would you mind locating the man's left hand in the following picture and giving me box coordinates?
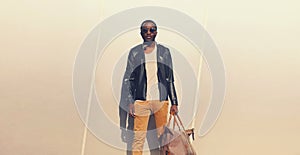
[170,105,178,115]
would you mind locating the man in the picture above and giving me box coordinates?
[119,20,178,155]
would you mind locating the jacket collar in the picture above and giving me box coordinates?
[138,43,164,64]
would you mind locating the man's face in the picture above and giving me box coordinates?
[140,22,157,42]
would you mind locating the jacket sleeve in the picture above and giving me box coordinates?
[119,50,136,129]
[165,48,178,106]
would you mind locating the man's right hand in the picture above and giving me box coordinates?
[128,103,135,117]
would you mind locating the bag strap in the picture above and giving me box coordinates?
[175,113,186,131]
[167,113,186,131]
[167,113,195,141]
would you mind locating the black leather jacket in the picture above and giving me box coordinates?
[119,44,178,130]
[119,44,178,129]
[123,43,178,105]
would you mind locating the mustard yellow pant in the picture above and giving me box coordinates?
[132,100,169,155]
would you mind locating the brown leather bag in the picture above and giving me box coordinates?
[159,114,197,155]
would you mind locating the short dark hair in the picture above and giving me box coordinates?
[140,20,157,30]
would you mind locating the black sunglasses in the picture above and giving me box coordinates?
[141,27,157,33]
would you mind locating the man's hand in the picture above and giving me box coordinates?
[170,105,178,115]
[128,103,135,117]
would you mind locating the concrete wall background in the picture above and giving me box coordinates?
[1,0,299,154]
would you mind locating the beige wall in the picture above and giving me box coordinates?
[1,0,300,155]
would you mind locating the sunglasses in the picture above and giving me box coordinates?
[141,27,157,33]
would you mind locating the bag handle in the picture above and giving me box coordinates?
[166,112,195,140]
[167,112,186,131]
[175,113,186,131]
